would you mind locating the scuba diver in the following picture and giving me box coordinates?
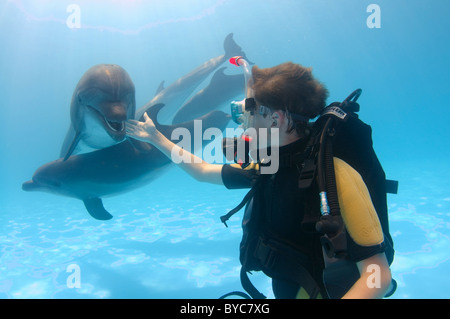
[126,58,395,299]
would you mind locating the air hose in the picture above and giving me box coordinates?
[316,89,362,234]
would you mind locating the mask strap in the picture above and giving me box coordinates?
[289,111,310,123]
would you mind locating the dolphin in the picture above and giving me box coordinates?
[22,104,230,220]
[23,33,250,220]
[60,64,136,160]
[135,33,248,124]
[172,67,245,124]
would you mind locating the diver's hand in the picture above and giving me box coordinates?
[126,112,158,143]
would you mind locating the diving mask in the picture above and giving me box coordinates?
[231,97,275,129]
[230,97,256,125]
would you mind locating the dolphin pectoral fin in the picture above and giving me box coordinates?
[83,198,113,220]
[60,125,76,159]
[63,131,82,161]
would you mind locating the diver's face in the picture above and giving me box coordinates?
[251,105,272,130]
[245,103,280,148]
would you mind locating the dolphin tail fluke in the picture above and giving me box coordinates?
[83,198,113,220]
[63,131,82,161]
[223,33,254,64]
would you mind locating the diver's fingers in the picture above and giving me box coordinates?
[143,112,155,125]
[126,119,141,126]
[125,121,137,130]
[143,112,156,127]
[125,122,140,135]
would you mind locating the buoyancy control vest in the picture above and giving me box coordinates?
[219,89,397,299]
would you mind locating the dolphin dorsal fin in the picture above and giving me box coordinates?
[155,80,165,96]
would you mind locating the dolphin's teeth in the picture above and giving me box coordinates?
[107,120,124,132]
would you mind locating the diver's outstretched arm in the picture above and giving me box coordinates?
[126,113,224,185]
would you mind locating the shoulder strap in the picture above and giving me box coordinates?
[220,174,266,227]
[220,183,258,227]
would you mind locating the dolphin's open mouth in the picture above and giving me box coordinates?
[106,120,124,132]
[87,105,125,135]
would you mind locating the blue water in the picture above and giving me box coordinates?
[1,0,449,299]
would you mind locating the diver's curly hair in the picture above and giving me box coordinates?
[251,62,328,134]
